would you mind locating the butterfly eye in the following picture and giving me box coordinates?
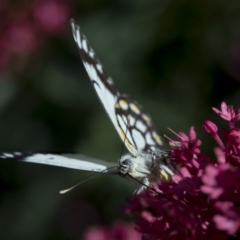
[119,158,134,175]
[121,159,131,167]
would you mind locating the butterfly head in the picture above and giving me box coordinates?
[118,152,152,179]
[118,154,134,175]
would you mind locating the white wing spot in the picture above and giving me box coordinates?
[107,77,113,84]
[129,116,135,126]
[82,39,88,52]
[136,120,147,133]
[96,63,103,73]
[4,153,14,158]
[146,132,155,145]
[14,152,22,155]
[89,50,94,58]
[132,129,145,149]
[76,30,82,48]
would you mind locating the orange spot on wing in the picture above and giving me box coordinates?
[119,100,128,109]
[153,132,162,144]
[130,103,140,114]
[160,170,169,180]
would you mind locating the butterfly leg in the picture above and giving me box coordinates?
[134,177,149,194]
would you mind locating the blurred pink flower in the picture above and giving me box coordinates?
[32,0,71,34]
[0,33,10,70]
[201,163,239,200]
[83,221,141,240]
[7,20,38,54]
[213,201,240,234]
[0,0,73,74]
[212,102,240,126]
[124,102,240,239]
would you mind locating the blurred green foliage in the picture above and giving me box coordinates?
[1,0,240,239]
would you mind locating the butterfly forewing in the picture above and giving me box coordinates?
[71,19,163,156]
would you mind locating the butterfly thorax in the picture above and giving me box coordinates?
[118,150,173,183]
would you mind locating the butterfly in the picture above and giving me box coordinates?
[0,19,174,191]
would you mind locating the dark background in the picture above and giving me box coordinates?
[1,0,240,239]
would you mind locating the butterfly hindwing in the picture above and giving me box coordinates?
[71,19,163,155]
[115,95,163,153]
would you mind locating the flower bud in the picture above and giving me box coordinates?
[203,120,218,135]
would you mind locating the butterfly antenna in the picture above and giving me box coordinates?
[59,166,118,194]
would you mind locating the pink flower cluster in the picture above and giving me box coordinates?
[0,0,72,74]
[124,102,240,239]
[83,221,141,240]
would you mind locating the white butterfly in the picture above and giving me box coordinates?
[0,19,174,191]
